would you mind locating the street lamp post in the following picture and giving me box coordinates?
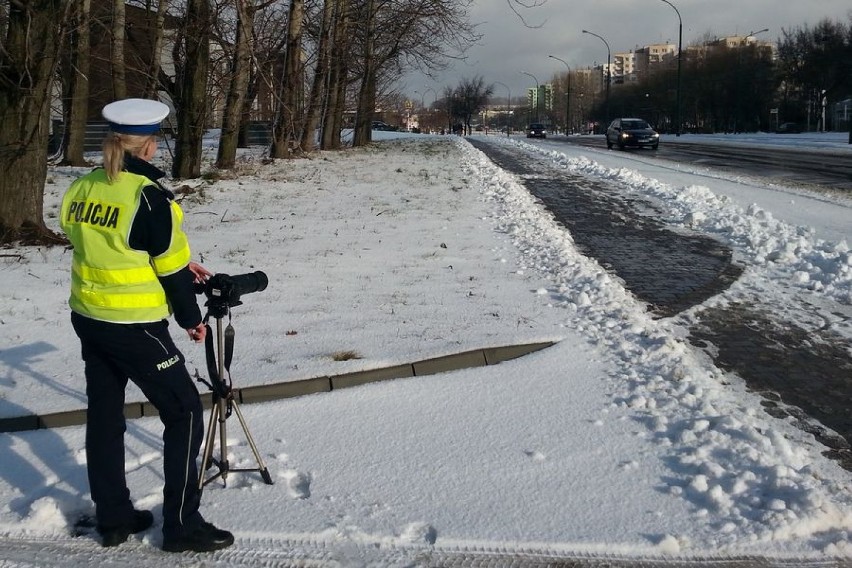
[414,90,426,109]
[548,55,572,135]
[521,71,540,122]
[425,87,437,133]
[734,28,769,133]
[494,81,512,136]
[746,29,769,41]
[658,0,682,136]
[413,90,423,133]
[582,29,611,131]
[423,87,437,109]
[419,87,437,133]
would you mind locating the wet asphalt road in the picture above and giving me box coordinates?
[468,138,852,471]
[561,135,852,192]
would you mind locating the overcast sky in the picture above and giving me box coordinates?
[398,0,852,104]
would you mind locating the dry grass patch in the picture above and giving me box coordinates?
[331,350,363,362]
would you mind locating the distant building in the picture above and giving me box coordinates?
[634,43,677,82]
[712,35,774,51]
[610,51,637,85]
[527,84,554,112]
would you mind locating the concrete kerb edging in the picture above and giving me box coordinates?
[0,341,555,434]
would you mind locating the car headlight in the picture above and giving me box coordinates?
[620,133,629,139]
[652,133,660,138]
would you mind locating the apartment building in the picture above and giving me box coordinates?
[634,43,677,82]
[527,84,555,112]
[714,35,774,50]
[609,51,637,85]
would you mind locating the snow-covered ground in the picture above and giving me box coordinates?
[0,130,851,565]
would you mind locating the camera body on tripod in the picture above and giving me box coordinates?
[196,271,268,315]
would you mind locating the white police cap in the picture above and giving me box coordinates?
[102,98,170,135]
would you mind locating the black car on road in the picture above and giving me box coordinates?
[606,118,659,150]
[526,123,547,139]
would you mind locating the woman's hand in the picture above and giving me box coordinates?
[188,261,212,284]
[187,322,207,343]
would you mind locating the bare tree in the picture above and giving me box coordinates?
[321,0,351,150]
[351,0,479,147]
[270,0,305,158]
[60,0,91,166]
[454,75,493,134]
[0,0,72,244]
[172,0,211,178]
[351,0,376,146]
[231,1,289,146]
[216,0,265,169]
[300,0,336,152]
[506,0,547,28]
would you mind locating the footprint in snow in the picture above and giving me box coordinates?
[281,469,311,499]
[400,522,437,544]
[524,450,546,462]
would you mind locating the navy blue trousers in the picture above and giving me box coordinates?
[71,312,204,538]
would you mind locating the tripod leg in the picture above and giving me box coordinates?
[199,397,220,489]
[230,400,274,485]
[199,314,273,487]
[216,397,230,486]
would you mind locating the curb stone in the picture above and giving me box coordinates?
[0,341,555,433]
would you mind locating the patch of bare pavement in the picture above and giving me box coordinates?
[467,138,852,474]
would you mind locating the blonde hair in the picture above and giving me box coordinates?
[102,132,156,182]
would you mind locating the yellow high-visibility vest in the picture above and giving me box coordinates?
[60,168,191,323]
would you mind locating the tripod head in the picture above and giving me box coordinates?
[196,271,268,318]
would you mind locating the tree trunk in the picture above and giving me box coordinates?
[0,0,71,244]
[352,0,376,148]
[111,0,126,100]
[60,0,91,166]
[300,0,335,152]
[321,0,349,150]
[270,0,305,159]
[216,0,255,169]
[172,0,210,179]
[142,0,168,99]
[237,71,258,148]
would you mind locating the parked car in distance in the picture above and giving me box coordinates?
[775,122,802,134]
[606,118,659,150]
[526,123,547,138]
[371,121,395,131]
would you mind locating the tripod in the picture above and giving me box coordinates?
[198,303,273,488]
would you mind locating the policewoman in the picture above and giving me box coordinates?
[60,98,233,552]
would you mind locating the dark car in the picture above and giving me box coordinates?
[606,118,659,150]
[526,123,547,138]
[371,121,395,131]
[775,122,802,134]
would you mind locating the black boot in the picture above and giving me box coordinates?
[97,509,154,547]
[162,521,234,553]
